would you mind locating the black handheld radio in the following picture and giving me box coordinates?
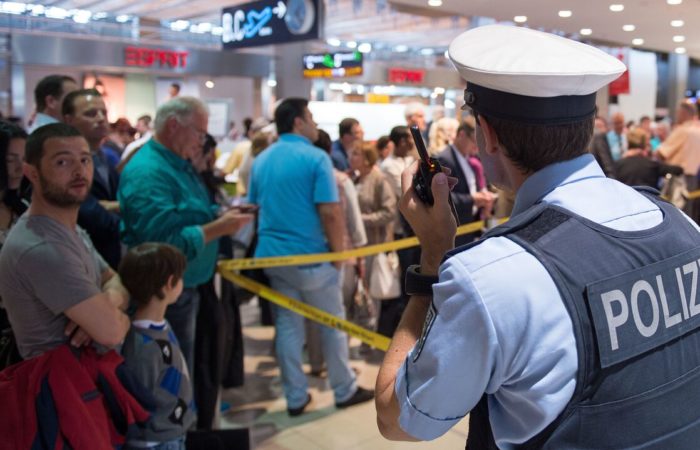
[410,126,460,224]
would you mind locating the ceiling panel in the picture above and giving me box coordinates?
[389,0,700,58]
[45,0,700,58]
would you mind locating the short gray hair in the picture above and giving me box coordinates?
[154,96,208,134]
[404,102,425,118]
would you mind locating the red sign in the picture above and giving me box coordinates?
[388,68,425,84]
[608,52,629,96]
[125,46,189,69]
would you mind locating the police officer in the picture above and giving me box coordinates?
[375,25,700,449]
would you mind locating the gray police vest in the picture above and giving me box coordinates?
[462,190,700,450]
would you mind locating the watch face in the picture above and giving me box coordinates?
[285,0,315,35]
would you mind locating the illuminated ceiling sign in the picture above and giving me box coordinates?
[125,46,188,68]
[303,51,363,78]
[388,68,425,84]
[222,0,321,50]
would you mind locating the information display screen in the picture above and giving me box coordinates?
[302,51,363,78]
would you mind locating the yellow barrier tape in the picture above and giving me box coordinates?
[219,269,392,351]
[221,188,700,349]
[687,190,700,201]
[220,218,508,271]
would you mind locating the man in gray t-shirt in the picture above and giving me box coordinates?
[0,123,130,359]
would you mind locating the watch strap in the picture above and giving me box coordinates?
[405,264,439,297]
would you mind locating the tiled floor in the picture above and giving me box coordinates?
[220,299,469,449]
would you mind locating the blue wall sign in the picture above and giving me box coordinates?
[222,0,322,49]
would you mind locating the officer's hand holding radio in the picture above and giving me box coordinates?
[399,126,459,276]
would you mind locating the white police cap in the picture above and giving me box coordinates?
[448,25,627,124]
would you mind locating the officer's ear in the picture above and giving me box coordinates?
[478,116,500,156]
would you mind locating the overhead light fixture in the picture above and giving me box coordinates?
[1,2,26,14]
[673,35,686,42]
[205,80,215,89]
[667,0,682,4]
[197,22,212,32]
[395,45,408,52]
[346,41,357,48]
[421,48,435,55]
[580,28,592,36]
[428,0,442,6]
[358,43,372,53]
[327,38,341,47]
[632,38,644,45]
[72,9,91,24]
[434,87,446,95]
[675,47,686,54]
[45,7,69,19]
[28,4,45,15]
[671,20,684,27]
[558,10,572,18]
[514,15,527,23]
[115,14,130,23]
[609,4,624,11]
[170,20,190,31]
[622,24,636,31]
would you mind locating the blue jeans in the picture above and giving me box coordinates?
[265,263,357,409]
[125,436,186,450]
[165,287,200,375]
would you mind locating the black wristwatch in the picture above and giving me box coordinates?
[405,264,439,297]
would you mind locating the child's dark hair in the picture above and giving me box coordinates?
[118,243,187,306]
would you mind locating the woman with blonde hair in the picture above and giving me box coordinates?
[238,129,275,196]
[428,117,459,155]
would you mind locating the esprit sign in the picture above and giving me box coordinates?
[125,46,189,69]
[388,68,425,84]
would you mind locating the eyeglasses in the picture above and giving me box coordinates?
[193,126,207,143]
[181,121,207,143]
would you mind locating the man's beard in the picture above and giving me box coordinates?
[38,172,90,207]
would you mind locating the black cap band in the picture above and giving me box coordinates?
[463,83,597,125]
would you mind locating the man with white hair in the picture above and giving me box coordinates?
[404,102,428,143]
[118,96,252,372]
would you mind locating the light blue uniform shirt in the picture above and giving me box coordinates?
[248,133,338,258]
[394,154,699,447]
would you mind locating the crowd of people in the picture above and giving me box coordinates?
[2,30,700,447]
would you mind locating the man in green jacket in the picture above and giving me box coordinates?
[118,96,250,373]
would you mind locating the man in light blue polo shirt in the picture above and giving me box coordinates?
[249,98,373,416]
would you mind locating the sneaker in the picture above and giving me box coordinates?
[335,387,374,409]
[287,393,312,417]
